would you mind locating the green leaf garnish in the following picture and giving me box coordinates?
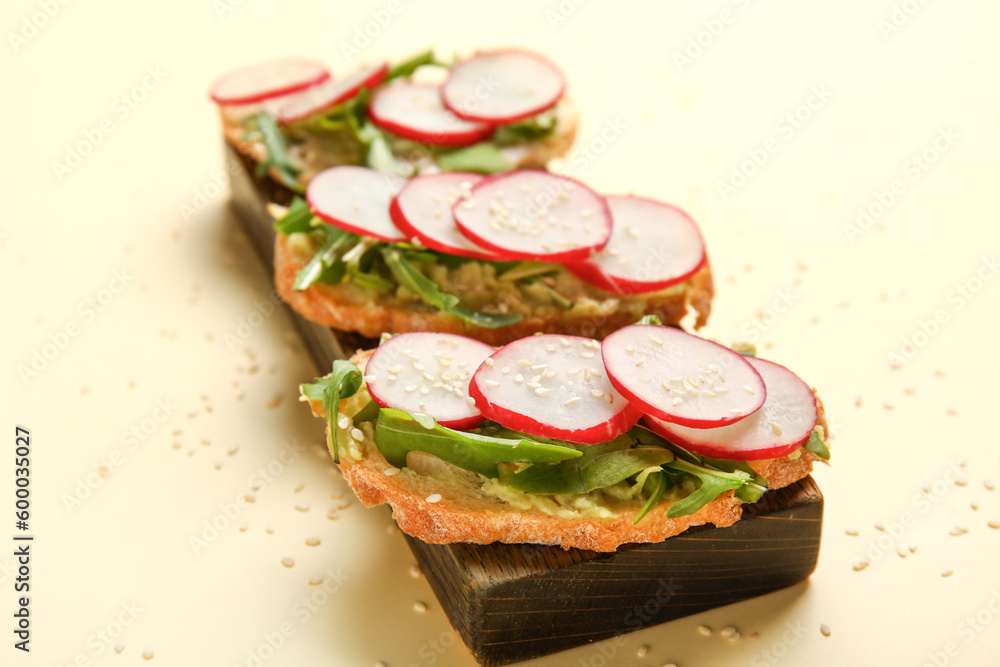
[662,459,748,518]
[381,248,522,328]
[250,112,304,192]
[301,361,364,464]
[803,426,830,460]
[273,197,315,235]
[386,50,440,81]
[374,409,582,478]
[437,143,513,174]
[293,228,359,290]
[638,314,663,326]
[633,471,668,524]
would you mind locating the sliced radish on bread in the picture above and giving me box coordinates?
[368,82,495,146]
[390,172,503,259]
[567,196,707,294]
[645,357,818,460]
[210,58,330,105]
[602,325,765,428]
[452,170,612,262]
[470,335,641,444]
[441,50,565,123]
[306,166,406,242]
[277,63,388,124]
[365,332,496,429]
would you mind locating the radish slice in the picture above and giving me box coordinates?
[390,172,504,259]
[441,50,565,123]
[645,357,818,461]
[368,83,495,146]
[566,196,707,294]
[470,335,641,444]
[210,58,330,105]
[365,332,496,429]
[452,170,612,262]
[306,166,406,242]
[602,325,765,428]
[277,63,388,124]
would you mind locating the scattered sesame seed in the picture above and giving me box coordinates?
[405,385,418,393]
[635,357,646,366]
[697,625,712,636]
[351,428,365,442]
[414,601,428,613]
[896,547,907,558]
[909,543,917,553]
[338,417,350,430]
[426,494,442,503]
[281,558,295,568]
[820,624,832,637]
[534,387,551,396]
[465,396,476,406]
[514,374,524,383]
[114,643,125,654]
[673,397,683,406]
[295,503,310,512]
[729,409,743,415]
[985,480,996,491]
[580,352,595,359]
[625,344,635,354]
[485,380,501,387]
[143,649,154,660]
[639,376,651,382]
[384,467,400,476]
[636,645,649,658]
[518,359,532,367]
[971,501,980,511]
[306,537,321,547]
[649,334,664,346]
[949,526,969,536]
[544,370,558,378]
[563,397,582,406]
[748,633,759,643]
[728,632,741,643]
[567,367,581,374]
[853,557,870,572]
[955,477,969,487]
[590,389,604,398]
[845,528,859,536]
[527,382,542,389]
[941,569,954,578]
[988,520,1000,529]
[874,523,885,532]
[771,422,783,436]
[484,357,495,367]
[743,385,755,395]
[409,564,421,577]
[363,375,376,383]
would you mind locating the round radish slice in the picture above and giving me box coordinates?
[441,50,565,123]
[277,63,388,124]
[566,196,707,294]
[602,325,765,428]
[306,166,406,242]
[470,335,642,444]
[364,332,496,429]
[210,58,330,105]
[645,357,818,461]
[368,83,495,147]
[452,171,612,262]
[390,172,503,259]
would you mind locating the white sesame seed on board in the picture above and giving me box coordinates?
[142,649,154,660]
[625,344,635,354]
[941,569,954,577]
[426,494,443,503]
[853,557,870,571]
[988,520,1000,529]
[720,626,736,637]
[518,359,532,367]
[636,645,649,657]
[985,479,996,491]
[414,601,428,613]
[820,624,832,637]
[295,503,310,512]
[409,564,421,577]
[697,625,712,636]
[114,643,125,654]
[306,537,321,547]
[845,528,859,536]
[281,557,295,568]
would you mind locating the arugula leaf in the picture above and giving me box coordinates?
[731,342,757,356]
[663,459,748,518]
[251,112,304,192]
[294,228,359,290]
[352,400,380,424]
[374,409,581,478]
[491,112,557,146]
[437,143,513,174]
[386,50,440,81]
[498,261,561,282]
[301,361,364,464]
[633,471,668,524]
[273,197,315,235]
[520,278,572,309]
[638,314,663,326]
[381,248,522,328]
[803,426,830,460]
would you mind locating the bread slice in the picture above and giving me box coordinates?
[307,350,827,552]
[221,99,580,191]
[275,234,714,346]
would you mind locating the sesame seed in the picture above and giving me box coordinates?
[636,645,649,658]
[527,382,542,389]
[352,202,362,211]
[626,225,639,239]
[820,624,832,637]
[413,362,425,371]
[502,366,511,374]
[772,422,783,436]
[853,557,870,571]
[420,386,429,395]
[985,480,996,491]
[697,625,712,636]
[568,367,581,374]
[563,397,582,406]
[465,396,476,406]
[743,385,755,394]
[350,428,364,442]
[337,417,350,430]
[384,467,400,476]
[896,547,907,558]
[590,389,604,398]
[363,375,376,383]
[639,376,651,382]
[635,357,645,366]
[530,364,548,371]
[673,397,683,406]
[729,409,743,415]
[661,380,672,391]
[426,494,442,503]
[485,380,501,387]
[988,520,1000,529]
[143,649,155,660]
[545,345,556,352]
[580,352,595,359]
[409,564,421,577]
[281,557,295,568]
[716,386,729,393]
[560,338,571,347]
[909,542,918,552]
[306,536,321,547]
[648,334,664,346]
[405,385,418,393]
[845,528,859,536]
[949,526,969,536]
[625,344,635,354]
[703,390,716,398]
[414,601,428,613]
[514,374,524,383]
[728,632,741,643]
[941,569,954,577]
[543,370,558,379]
[535,388,551,396]
[720,626,737,638]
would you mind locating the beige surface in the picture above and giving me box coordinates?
[3,1,1000,665]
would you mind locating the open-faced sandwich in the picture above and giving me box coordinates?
[273,168,713,344]
[301,318,829,552]
[210,49,579,195]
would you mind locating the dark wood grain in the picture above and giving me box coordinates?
[227,140,826,666]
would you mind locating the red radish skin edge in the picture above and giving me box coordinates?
[644,414,811,462]
[602,332,767,429]
[441,49,567,124]
[453,171,613,263]
[564,196,708,294]
[468,374,643,445]
[277,63,388,124]
[209,60,330,106]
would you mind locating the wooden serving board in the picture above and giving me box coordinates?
[225,141,825,666]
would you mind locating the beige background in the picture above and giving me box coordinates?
[3,0,1000,665]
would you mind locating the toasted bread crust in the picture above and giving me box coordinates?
[275,234,714,345]
[309,350,823,552]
